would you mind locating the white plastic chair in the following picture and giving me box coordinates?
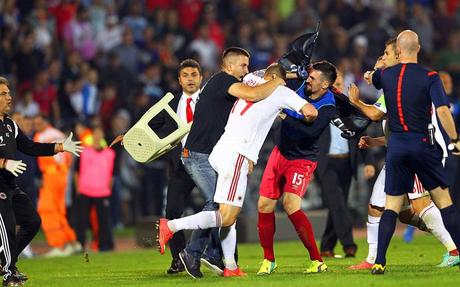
[123,92,191,163]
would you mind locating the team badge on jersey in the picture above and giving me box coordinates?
[6,124,12,133]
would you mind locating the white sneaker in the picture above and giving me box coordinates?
[19,244,34,259]
[43,246,72,258]
[72,242,83,254]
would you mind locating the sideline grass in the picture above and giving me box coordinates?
[20,235,458,287]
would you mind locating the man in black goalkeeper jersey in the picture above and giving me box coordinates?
[0,76,82,286]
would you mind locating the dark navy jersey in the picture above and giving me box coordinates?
[0,116,55,190]
[278,89,336,161]
[372,63,449,134]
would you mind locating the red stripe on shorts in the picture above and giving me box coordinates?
[413,175,424,194]
[227,155,244,202]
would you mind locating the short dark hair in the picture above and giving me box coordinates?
[222,47,250,59]
[264,63,286,80]
[178,59,202,75]
[312,60,337,86]
[0,77,9,86]
[385,37,397,48]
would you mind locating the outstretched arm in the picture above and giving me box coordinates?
[17,128,83,157]
[348,83,385,121]
[16,127,56,156]
[228,77,285,102]
[358,136,386,149]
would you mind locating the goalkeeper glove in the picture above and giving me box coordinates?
[62,132,84,157]
[5,159,27,177]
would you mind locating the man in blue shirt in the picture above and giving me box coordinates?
[367,30,460,274]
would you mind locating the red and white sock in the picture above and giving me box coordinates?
[221,223,238,270]
[420,202,457,252]
[366,215,380,264]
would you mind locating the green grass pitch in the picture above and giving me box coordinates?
[20,235,459,287]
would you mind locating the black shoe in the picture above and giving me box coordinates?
[166,258,185,274]
[200,255,224,276]
[3,275,23,286]
[12,268,27,282]
[344,245,357,258]
[371,264,385,275]
[320,250,335,258]
[179,250,203,279]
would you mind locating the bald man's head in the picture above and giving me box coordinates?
[397,30,420,56]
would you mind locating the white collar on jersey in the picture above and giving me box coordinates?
[181,90,200,104]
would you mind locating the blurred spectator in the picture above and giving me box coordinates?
[75,124,115,251]
[409,3,434,55]
[189,23,219,71]
[139,63,164,100]
[200,4,225,50]
[388,0,410,33]
[229,22,252,52]
[13,32,44,88]
[280,0,317,34]
[69,68,99,122]
[99,52,135,107]
[34,113,81,257]
[112,28,140,74]
[432,0,455,50]
[32,69,60,122]
[88,0,107,35]
[96,15,122,52]
[163,9,191,59]
[325,27,351,64]
[15,89,39,118]
[31,7,54,51]
[107,109,131,228]
[1,0,20,33]
[251,19,273,69]
[99,83,119,130]
[122,2,148,42]
[137,26,161,69]
[48,0,78,41]
[63,5,97,60]
[176,0,203,33]
[434,32,460,79]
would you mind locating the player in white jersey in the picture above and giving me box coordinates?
[210,68,314,204]
[157,64,318,275]
[348,38,459,269]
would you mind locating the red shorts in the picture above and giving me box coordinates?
[259,146,317,199]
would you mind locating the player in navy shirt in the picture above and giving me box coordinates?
[256,61,337,275]
[366,30,460,275]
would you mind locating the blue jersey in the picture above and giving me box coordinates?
[372,63,449,133]
[278,88,336,161]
